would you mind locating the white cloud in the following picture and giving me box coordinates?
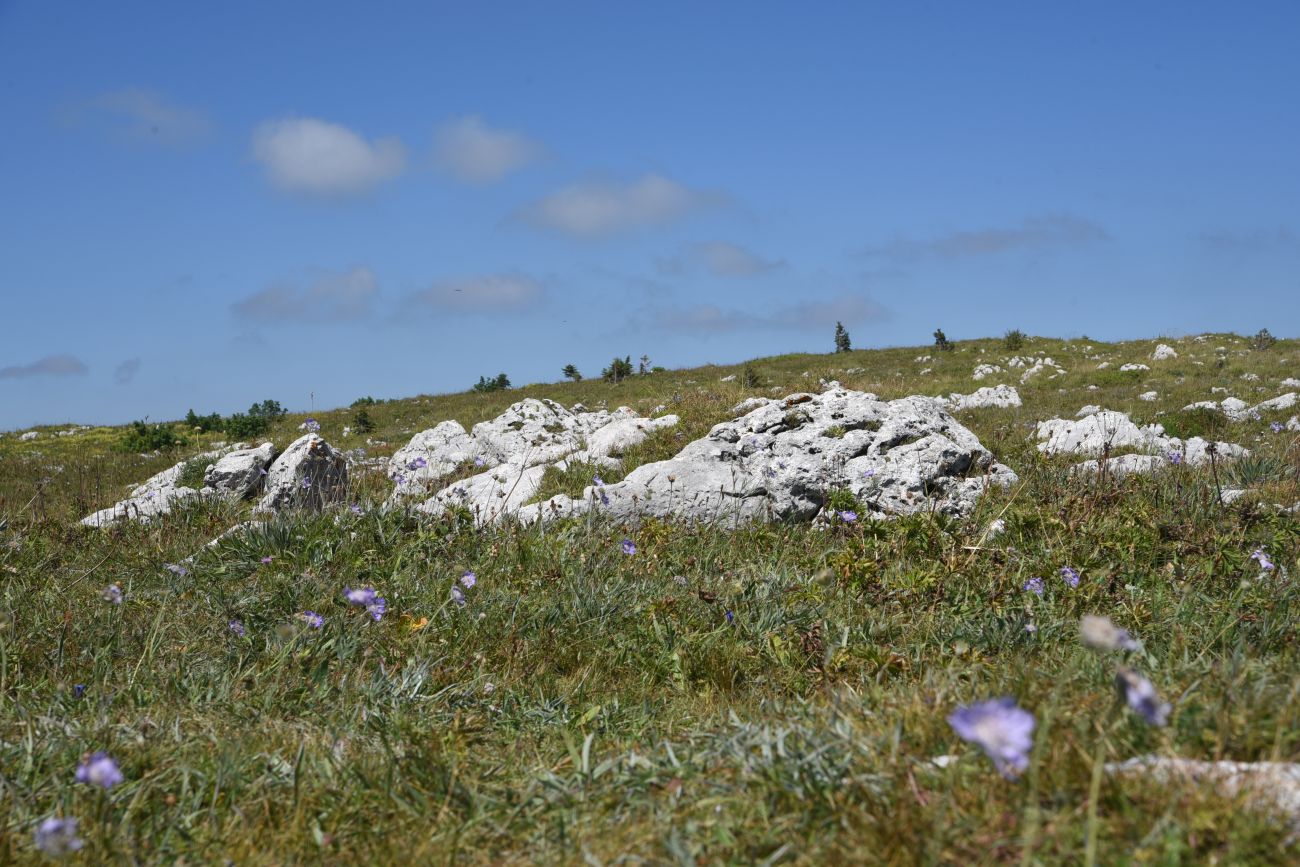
[251,118,406,198]
[0,354,89,379]
[232,266,379,322]
[867,214,1108,259]
[517,174,726,238]
[113,358,141,385]
[433,116,542,183]
[660,241,787,277]
[409,273,544,314]
[87,89,212,145]
[640,293,888,335]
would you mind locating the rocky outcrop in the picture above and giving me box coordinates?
[1182,393,1296,422]
[81,446,234,528]
[515,388,1018,528]
[1150,344,1178,360]
[942,385,1022,411]
[201,442,276,500]
[1035,410,1248,476]
[256,434,348,513]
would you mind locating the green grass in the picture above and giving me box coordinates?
[1,332,1299,862]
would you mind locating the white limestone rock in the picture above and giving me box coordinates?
[202,442,276,500]
[972,364,1003,381]
[417,463,549,524]
[1151,344,1178,360]
[519,389,1018,528]
[581,415,680,460]
[1036,411,1167,457]
[1077,405,1102,416]
[1119,363,1150,372]
[18,431,39,441]
[943,384,1022,411]
[1139,391,1159,402]
[256,434,348,513]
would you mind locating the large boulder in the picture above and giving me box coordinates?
[417,463,550,524]
[202,442,276,500]
[519,388,1018,527]
[256,434,348,512]
[80,445,235,528]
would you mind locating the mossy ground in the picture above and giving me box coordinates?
[1,333,1298,863]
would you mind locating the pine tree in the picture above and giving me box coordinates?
[833,321,852,353]
[562,364,582,382]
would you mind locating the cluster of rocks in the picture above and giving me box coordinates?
[1183,392,1297,422]
[80,434,347,527]
[510,387,1018,528]
[973,357,1066,384]
[1035,410,1248,477]
[938,384,1022,411]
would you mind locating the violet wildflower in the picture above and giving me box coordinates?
[409,456,427,470]
[301,477,312,490]
[228,619,245,637]
[1080,615,1142,652]
[344,586,378,607]
[473,455,486,467]
[862,467,877,478]
[164,563,188,577]
[73,684,86,699]
[621,538,637,555]
[300,611,324,629]
[1251,548,1275,571]
[1167,450,1183,466]
[1116,667,1170,726]
[1060,566,1080,588]
[75,752,123,789]
[593,475,605,486]
[102,584,123,605]
[460,571,477,589]
[1023,576,1045,596]
[366,597,387,622]
[725,610,735,623]
[839,510,858,523]
[1272,421,1284,433]
[450,585,467,608]
[260,556,273,565]
[34,817,83,856]
[303,418,320,433]
[350,503,363,516]
[947,697,1035,779]
[1024,623,1038,634]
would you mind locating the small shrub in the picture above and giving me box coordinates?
[742,364,764,388]
[933,328,954,351]
[1252,328,1277,351]
[184,409,223,433]
[351,396,378,408]
[176,456,210,489]
[353,409,375,434]
[120,421,185,453]
[1158,407,1231,441]
[1002,329,1027,351]
[602,356,633,383]
[562,364,583,382]
[472,373,511,393]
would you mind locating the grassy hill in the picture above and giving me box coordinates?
[1,332,1298,863]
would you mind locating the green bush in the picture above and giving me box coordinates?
[120,421,185,453]
[351,396,378,408]
[602,356,633,383]
[1002,329,1027,351]
[1157,407,1231,441]
[353,408,376,434]
[472,373,511,393]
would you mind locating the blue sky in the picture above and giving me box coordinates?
[2,1,1298,429]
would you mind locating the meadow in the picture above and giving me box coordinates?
[1,332,1297,864]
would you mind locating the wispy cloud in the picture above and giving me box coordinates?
[639,293,889,335]
[113,358,141,385]
[407,273,543,314]
[251,118,405,198]
[516,174,727,238]
[232,266,379,322]
[1198,227,1299,251]
[866,214,1108,259]
[0,354,89,379]
[658,241,787,277]
[433,116,542,183]
[69,89,212,146]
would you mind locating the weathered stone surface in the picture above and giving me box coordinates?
[1139,391,1159,402]
[1120,362,1150,372]
[1077,404,1102,416]
[972,364,1003,381]
[81,445,235,528]
[1289,416,1300,432]
[256,434,348,513]
[943,385,1022,411]
[1070,454,1165,478]
[1037,411,1248,476]
[1182,393,1295,421]
[387,420,486,495]
[1151,343,1178,360]
[581,415,680,459]
[416,463,549,523]
[18,431,39,441]
[1106,756,1300,837]
[518,388,1017,527]
[202,442,276,500]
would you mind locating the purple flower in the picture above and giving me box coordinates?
[344,586,378,606]
[1023,576,1045,596]
[473,455,486,467]
[725,610,735,624]
[409,456,427,470]
[366,597,386,622]
[593,475,605,486]
[838,510,858,523]
[460,571,477,589]
[75,752,123,789]
[621,539,637,556]
[862,467,876,478]
[101,584,123,605]
[350,503,363,516]
[260,556,273,565]
[1080,615,1142,652]
[450,585,467,608]
[302,418,320,433]
[1060,566,1080,588]
[1272,421,1284,433]
[1116,667,1170,726]
[228,619,245,637]
[73,684,86,699]
[1024,623,1038,634]
[300,611,324,629]
[1251,548,1275,571]
[1167,450,1183,466]
[947,697,1035,778]
[164,563,188,577]
[34,817,83,856]
[301,477,312,490]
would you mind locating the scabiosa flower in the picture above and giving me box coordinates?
[75,752,123,789]
[164,563,188,577]
[366,597,386,622]
[621,539,637,556]
[1060,566,1080,588]
[303,418,320,433]
[101,584,123,605]
[1251,548,1275,571]
[1272,421,1284,433]
[838,510,858,523]
[460,571,477,589]
[344,586,378,607]
[300,611,324,629]
[1167,450,1183,466]
[408,456,427,470]
[228,619,245,637]
[34,817,83,856]
[301,477,312,490]
[1023,576,1045,596]
[73,684,86,699]
[349,503,363,516]
[1116,667,1170,726]
[450,585,467,608]
[947,698,1035,779]
[1080,615,1142,652]
[473,455,486,467]
[260,556,273,565]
